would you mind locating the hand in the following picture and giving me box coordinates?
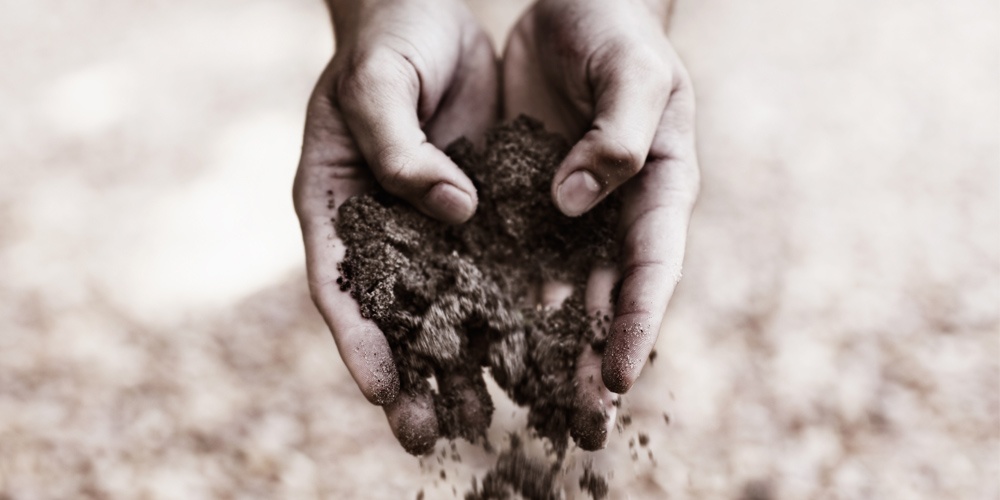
[293,0,498,454]
[503,0,699,449]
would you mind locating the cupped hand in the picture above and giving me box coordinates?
[293,0,498,455]
[503,0,700,449]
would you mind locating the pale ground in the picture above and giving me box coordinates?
[1,0,998,499]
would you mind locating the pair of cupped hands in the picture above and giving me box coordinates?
[293,0,699,455]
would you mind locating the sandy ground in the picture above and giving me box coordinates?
[1,0,997,498]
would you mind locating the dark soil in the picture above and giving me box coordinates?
[335,116,620,496]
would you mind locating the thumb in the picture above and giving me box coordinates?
[338,50,477,224]
[552,50,673,216]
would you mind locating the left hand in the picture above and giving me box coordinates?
[502,0,700,449]
[293,0,499,455]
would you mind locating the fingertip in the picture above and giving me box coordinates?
[601,323,648,394]
[571,390,618,451]
[573,340,618,451]
[385,391,440,456]
[436,372,494,443]
[365,354,400,406]
[601,361,635,395]
[554,169,602,217]
[423,182,477,224]
[571,408,611,451]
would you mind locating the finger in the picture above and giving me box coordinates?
[424,31,499,148]
[337,49,478,224]
[552,47,673,216]
[435,370,493,443]
[571,266,620,450]
[384,389,440,456]
[602,82,699,394]
[296,70,401,407]
[306,239,399,406]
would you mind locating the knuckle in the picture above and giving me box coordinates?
[596,137,645,179]
[373,149,415,193]
[337,49,406,101]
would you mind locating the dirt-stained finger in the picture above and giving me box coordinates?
[571,266,620,450]
[383,389,440,456]
[602,82,698,393]
[296,66,401,407]
[435,369,494,444]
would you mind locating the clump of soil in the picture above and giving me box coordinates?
[336,116,620,455]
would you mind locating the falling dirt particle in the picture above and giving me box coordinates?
[638,433,649,447]
[663,413,671,425]
[648,349,657,364]
[441,470,447,480]
[416,491,424,500]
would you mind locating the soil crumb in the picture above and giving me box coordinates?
[336,116,621,495]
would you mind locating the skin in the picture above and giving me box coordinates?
[293,0,698,454]
[504,0,699,449]
[293,0,498,454]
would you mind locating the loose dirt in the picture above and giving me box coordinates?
[336,116,623,497]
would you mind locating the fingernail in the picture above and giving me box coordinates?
[425,182,476,224]
[556,170,601,216]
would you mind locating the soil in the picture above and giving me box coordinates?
[336,116,621,496]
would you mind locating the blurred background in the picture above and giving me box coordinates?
[1,0,997,498]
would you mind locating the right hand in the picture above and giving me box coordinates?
[502,0,699,450]
[292,0,498,455]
